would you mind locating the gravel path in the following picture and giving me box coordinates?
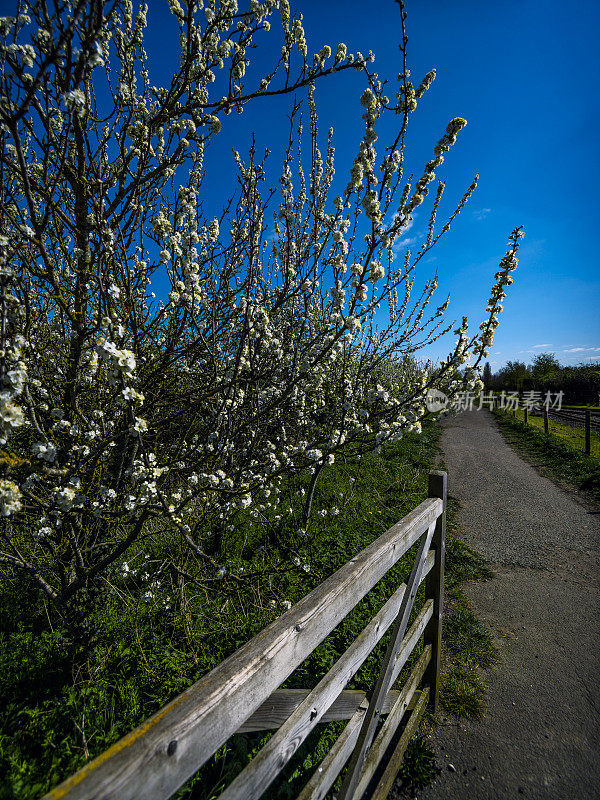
[415,409,600,800]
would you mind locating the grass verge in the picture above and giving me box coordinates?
[440,530,497,719]
[492,409,600,502]
[513,407,600,459]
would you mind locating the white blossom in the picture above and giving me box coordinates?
[32,441,57,463]
[0,480,21,516]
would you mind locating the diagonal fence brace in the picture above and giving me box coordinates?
[337,519,437,800]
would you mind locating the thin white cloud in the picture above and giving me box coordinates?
[562,346,600,353]
[391,216,417,254]
[395,235,418,249]
[474,208,491,221]
[519,346,552,354]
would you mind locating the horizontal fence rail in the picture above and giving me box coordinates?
[45,471,447,800]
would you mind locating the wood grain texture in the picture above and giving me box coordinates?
[296,700,366,800]
[218,554,435,800]
[237,690,403,733]
[294,693,423,800]
[353,647,431,800]
[337,522,435,800]
[44,498,442,800]
[369,688,429,800]
[294,600,433,800]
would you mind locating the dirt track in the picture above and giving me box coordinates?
[415,410,600,800]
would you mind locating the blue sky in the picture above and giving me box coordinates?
[146,0,599,371]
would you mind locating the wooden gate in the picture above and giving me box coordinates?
[45,471,447,800]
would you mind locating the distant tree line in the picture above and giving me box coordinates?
[482,354,600,405]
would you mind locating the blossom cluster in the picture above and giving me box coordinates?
[0,0,523,619]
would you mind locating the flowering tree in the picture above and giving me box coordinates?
[0,0,523,626]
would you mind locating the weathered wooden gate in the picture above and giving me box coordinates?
[45,471,447,800]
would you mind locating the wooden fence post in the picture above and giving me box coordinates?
[524,406,528,425]
[585,409,591,456]
[423,470,447,715]
[544,407,549,434]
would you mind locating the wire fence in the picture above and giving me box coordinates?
[509,406,600,459]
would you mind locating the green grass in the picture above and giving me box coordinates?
[0,422,499,799]
[493,409,600,501]
[393,733,437,795]
[435,496,498,720]
[440,665,486,718]
[510,406,600,458]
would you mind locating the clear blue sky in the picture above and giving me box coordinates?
[146,0,599,371]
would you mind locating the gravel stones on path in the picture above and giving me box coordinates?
[413,410,600,800]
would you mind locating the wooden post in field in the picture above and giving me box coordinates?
[524,406,528,425]
[423,470,447,715]
[585,409,591,456]
[544,407,549,434]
